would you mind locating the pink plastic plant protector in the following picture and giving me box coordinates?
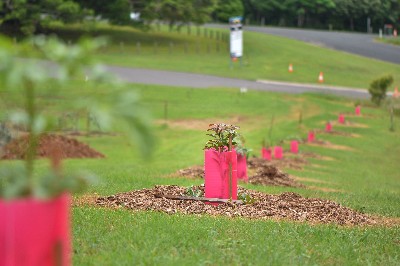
[261,147,272,161]
[308,131,315,143]
[204,149,237,200]
[0,194,71,266]
[274,146,283,159]
[237,153,248,182]
[338,114,345,124]
[355,106,361,116]
[326,122,332,132]
[290,141,299,154]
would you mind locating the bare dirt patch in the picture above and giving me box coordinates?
[292,176,335,185]
[343,113,377,118]
[332,121,369,128]
[307,186,345,193]
[157,116,249,131]
[304,140,354,151]
[73,193,100,207]
[1,134,104,160]
[96,185,376,226]
[299,151,335,161]
[315,129,361,138]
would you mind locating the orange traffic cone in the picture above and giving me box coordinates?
[288,64,293,73]
[394,87,399,98]
[318,72,324,83]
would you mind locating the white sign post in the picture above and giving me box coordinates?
[229,16,243,67]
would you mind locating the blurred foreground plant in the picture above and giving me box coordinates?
[0,35,154,199]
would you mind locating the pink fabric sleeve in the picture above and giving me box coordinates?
[0,194,71,266]
[205,149,237,200]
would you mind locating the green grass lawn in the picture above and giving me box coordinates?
[2,81,399,265]
[2,24,400,264]
[378,36,400,46]
[35,24,400,89]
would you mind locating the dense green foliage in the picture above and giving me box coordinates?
[0,0,89,35]
[368,74,394,105]
[2,0,398,35]
[0,36,154,199]
[242,0,400,32]
[75,0,132,25]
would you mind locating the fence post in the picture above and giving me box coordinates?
[136,42,141,54]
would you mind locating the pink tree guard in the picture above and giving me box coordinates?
[274,146,283,159]
[261,147,272,161]
[308,131,315,142]
[338,114,345,124]
[0,194,71,266]
[204,149,237,200]
[237,153,248,182]
[326,122,332,132]
[290,141,299,154]
[355,106,361,116]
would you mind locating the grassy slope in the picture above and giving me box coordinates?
[44,24,400,89]
[8,82,397,265]
[378,37,400,46]
[2,24,400,263]
[67,84,400,265]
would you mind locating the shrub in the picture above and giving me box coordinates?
[368,75,394,106]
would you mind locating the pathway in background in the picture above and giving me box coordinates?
[106,66,371,99]
[208,24,400,65]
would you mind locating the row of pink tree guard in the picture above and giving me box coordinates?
[204,105,361,202]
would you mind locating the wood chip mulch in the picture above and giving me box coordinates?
[95,185,376,226]
[173,158,305,188]
[247,158,305,188]
[1,133,104,160]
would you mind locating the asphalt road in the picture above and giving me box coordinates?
[106,65,370,99]
[209,24,400,65]
[106,26,399,99]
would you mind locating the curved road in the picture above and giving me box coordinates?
[106,66,371,99]
[209,24,400,65]
[106,26,399,99]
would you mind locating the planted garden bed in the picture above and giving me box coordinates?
[1,134,104,160]
[173,157,305,187]
[96,185,375,226]
[247,158,304,187]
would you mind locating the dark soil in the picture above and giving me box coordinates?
[1,134,104,159]
[247,158,304,187]
[96,185,376,226]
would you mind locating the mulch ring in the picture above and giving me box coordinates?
[247,158,305,187]
[96,185,376,226]
[1,133,104,160]
[174,165,204,179]
[172,158,304,188]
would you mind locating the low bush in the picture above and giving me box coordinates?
[368,75,394,106]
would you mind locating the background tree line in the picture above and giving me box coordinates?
[1,0,399,36]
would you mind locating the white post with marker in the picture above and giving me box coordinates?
[229,16,243,68]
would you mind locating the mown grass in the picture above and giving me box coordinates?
[70,84,400,265]
[378,36,400,46]
[2,81,398,265]
[36,24,400,89]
